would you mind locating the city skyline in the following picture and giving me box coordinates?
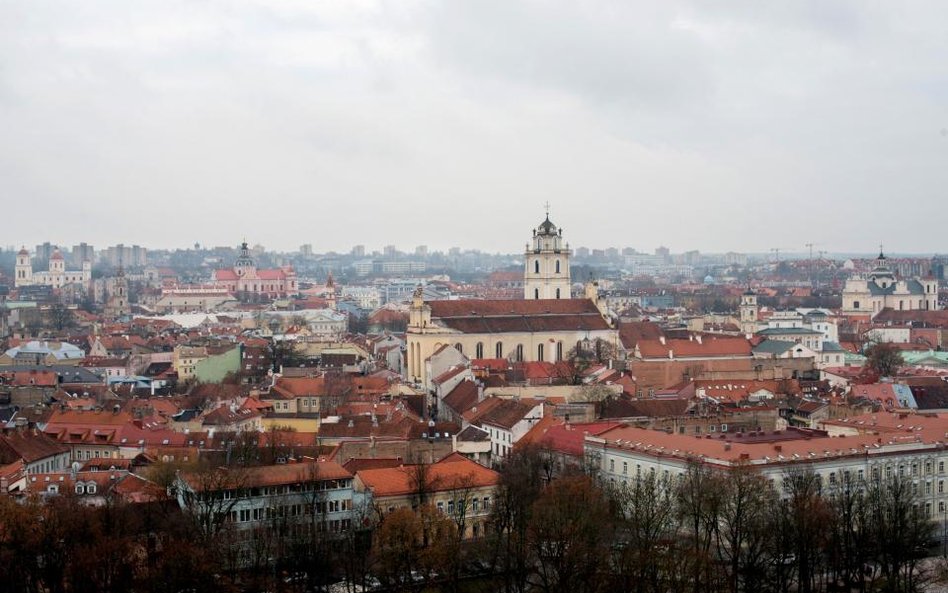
[2,1,948,252]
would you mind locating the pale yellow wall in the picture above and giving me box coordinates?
[407,327,617,384]
[261,416,319,432]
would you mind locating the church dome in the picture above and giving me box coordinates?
[18,246,28,256]
[50,249,64,260]
[536,215,559,236]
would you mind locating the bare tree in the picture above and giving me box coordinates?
[173,463,249,542]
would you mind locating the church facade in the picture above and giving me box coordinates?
[211,242,299,299]
[14,247,91,289]
[842,252,939,317]
[406,214,617,385]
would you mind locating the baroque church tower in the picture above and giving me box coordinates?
[14,247,32,287]
[523,208,571,300]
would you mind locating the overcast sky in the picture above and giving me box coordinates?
[2,1,947,255]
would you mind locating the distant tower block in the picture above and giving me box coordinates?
[524,206,572,300]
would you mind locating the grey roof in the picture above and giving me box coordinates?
[821,341,846,353]
[867,279,925,296]
[456,425,490,442]
[2,365,102,384]
[757,327,822,336]
[752,340,795,355]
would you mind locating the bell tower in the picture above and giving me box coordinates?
[524,205,571,300]
[739,289,759,335]
[14,247,32,287]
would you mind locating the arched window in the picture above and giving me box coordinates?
[555,259,560,274]
[454,343,463,354]
[534,260,540,274]
[496,342,503,359]
[556,288,561,299]
[476,342,484,359]
[537,343,544,361]
[534,288,540,300]
[516,344,524,362]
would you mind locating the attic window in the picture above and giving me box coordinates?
[75,484,85,495]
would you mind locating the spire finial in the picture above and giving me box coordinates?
[878,241,885,259]
[543,201,550,219]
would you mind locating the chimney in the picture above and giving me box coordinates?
[659,336,666,345]
[695,334,703,345]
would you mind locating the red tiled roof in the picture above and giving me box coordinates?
[184,461,351,491]
[618,321,664,349]
[443,380,480,415]
[0,430,70,464]
[520,420,623,456]
[637,336,752,359]
[428,299,610,333]
[356,454,498,498]
[477,398,540,430]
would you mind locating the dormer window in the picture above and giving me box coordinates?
[75,484,85,495]
[87,483,96,494]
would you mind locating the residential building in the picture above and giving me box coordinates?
[354,453,499,539]
[586,413,948,522]
[175,461,357,535]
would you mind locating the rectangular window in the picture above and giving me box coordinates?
[609,459,615,472]
[622,462,628,475]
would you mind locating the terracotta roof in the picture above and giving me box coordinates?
[618,321,664,349]
[477,398,539,430]
[202,406,260,426]
[592,422,943,467]
[356,454,498,498]
[637,336,752,359]
[443,380,480,415]
[184,461,351,491]
[599,396,688,419]
[433,365,469,385]
[428,298,610,333]
[519,420,622,456]
[342,457,404,473]
[0,430,70,464]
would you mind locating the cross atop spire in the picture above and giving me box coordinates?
[878,241,886,260]
[543,201,550,219]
